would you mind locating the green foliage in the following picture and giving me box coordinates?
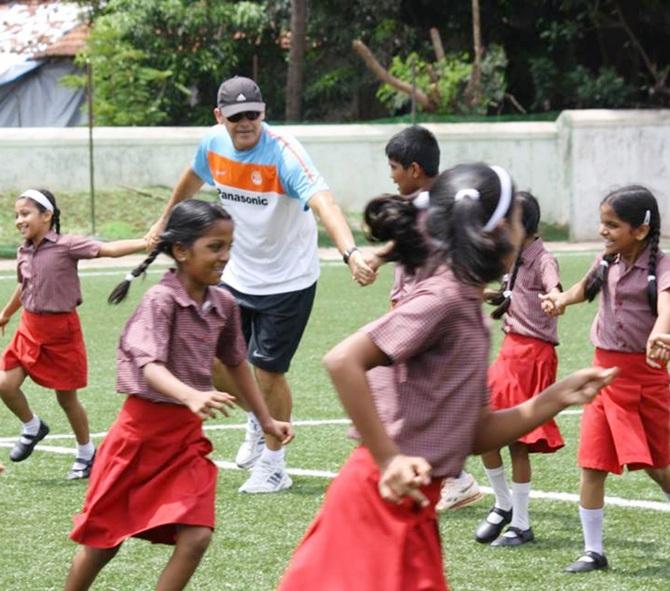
[376,45,507,116]
[566,66,634,108]
[68,0,275,125]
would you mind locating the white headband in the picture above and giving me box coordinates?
[19,189,54,212]
[484,166,513,232]
[412,191,430,210]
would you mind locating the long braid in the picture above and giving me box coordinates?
[52,205,61,234]
[490,255,522,319]
[108,245,163,304]
[584,253,616,301]
[646,226,660,315]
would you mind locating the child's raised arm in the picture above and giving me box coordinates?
[97,238,148,258]
[143,362,236,420]
[0,284,22,335]
[472,366,617,454]
[324,332,432,506]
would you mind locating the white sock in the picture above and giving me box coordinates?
[451,470,472,487]
[76,441,95,461]
[22,415,40,436]
[19,415,41,444]
[260,446,284,465]
[510,481,531,530]
[485,466,512,512]
[579,505,604,555]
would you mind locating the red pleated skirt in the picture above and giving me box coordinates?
[277,447,448,591]
[488,333,564,453]
[579,348,670,474]
[70,395,217,548]
[1,309,87,390]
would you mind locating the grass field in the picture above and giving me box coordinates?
[0,254,668,591]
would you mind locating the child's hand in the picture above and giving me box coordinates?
[378,454,432,508]
[539,292,565,316]
[555,367,618,407]
[186,390,236,420]
[0,313,10,336]
[646,333,670,368]
[261,419,295,446]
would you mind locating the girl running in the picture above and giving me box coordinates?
[277,164,616,590]
[0,189,146,479]
[65,199,293,591]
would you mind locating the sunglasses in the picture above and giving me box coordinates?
[225,111,262,123]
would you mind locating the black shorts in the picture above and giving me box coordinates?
[222,282,317,374]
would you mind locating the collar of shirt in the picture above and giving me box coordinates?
[159,269,227,318]
[19,229,59,253]
[519,237,544,265]
[614,243,651,272]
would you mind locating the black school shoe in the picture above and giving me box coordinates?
[474,506,513,544]
[490,526,535,547]
[9,420,50,462]
[67,450,96,480]
[565,551,608,573]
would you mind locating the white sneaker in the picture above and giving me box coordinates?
[238,459,292,494]
[235,414,265,469]
[436,473,485,512]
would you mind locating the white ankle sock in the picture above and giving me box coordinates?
[579,505,604,555]
[22,415,40,436]
[451,470,472,487]
[485,466,512,511]
[77,441,95,460]
[260,446,284,465]
[510,481,531,530]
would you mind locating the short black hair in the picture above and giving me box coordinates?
[385,125,440,177]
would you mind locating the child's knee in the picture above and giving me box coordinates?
[56,391,80,410]
[178,527,212,558]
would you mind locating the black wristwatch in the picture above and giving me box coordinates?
[342,246,359,264]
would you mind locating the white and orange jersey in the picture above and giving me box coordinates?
[192,123,328,294]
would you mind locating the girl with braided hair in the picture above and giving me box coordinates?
[0,189,146,479]
[541,185,670,573]
[474,191,564,548]
[66,199,293,591]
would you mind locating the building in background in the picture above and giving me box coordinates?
[0,1,87,126]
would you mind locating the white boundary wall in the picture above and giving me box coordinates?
[1,109,668,239]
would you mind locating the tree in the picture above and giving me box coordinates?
[285,0,307,121]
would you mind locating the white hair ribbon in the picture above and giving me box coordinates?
[454,188,480,202]
[643,209,651,225]
[599,260,610,269]
[412,191,430,210]
[503,290,513,299]
[19,189,54,212]
[125,273,135,282]
[648,274,657,282]
[484,166,513,232]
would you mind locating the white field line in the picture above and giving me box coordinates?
[3,419,669,512]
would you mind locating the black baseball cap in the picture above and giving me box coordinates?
[217,76,265,117]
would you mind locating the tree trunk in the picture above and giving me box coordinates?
[286,0,307,121]
[466,0,483,108]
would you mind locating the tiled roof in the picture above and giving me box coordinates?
[0,1,85,59]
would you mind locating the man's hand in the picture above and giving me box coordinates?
[348,250,377,286]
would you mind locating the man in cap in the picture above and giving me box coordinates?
[147,76,375,494]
